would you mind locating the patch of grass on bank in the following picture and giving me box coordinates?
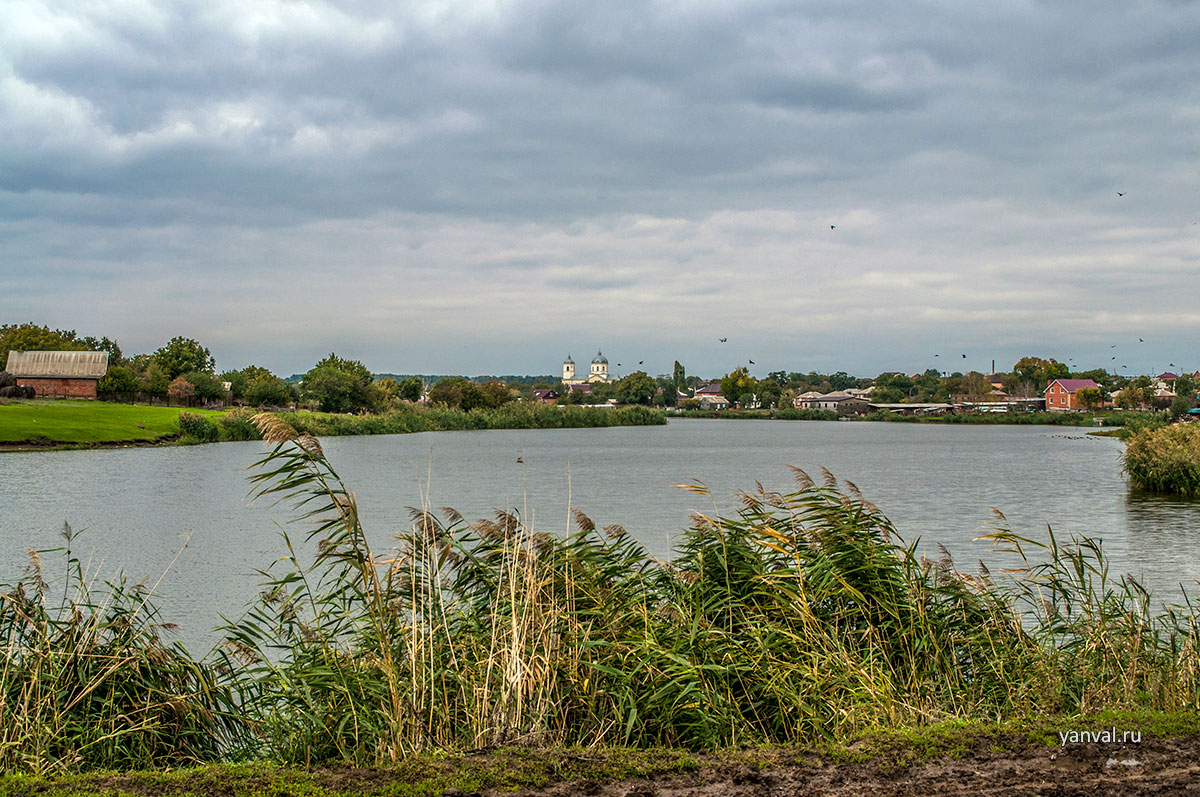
[1123,422,1200,495]
[667,408,838,421]
[0,400,224,445]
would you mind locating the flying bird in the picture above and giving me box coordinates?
[1139,338,1144,342]
[516,455,524,464]
[961,354,966,358]
[638,361,643,365]
[830,225,836,229]
[749,359,755,365]
[1170,363,1176,367]
[1111,345,1117,348]
[1117,192,1125,197]
[1112,356,1116,360]
[719,337,727,343]
[934,354,939,358]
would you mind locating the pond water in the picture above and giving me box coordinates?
[2,419,1197,653]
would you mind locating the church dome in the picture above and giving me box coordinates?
[565,354,574,364]
[592,351,608,365]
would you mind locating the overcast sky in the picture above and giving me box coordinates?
[3,0,1198,379]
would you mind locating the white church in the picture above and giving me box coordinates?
[562,352,614,386]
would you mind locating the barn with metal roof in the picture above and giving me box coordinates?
[5,350,110,399]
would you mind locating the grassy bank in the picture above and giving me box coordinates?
[1122,422,1200,495]
[0,401,666,448]
[0,400,224,446]
[4,414,1200,776]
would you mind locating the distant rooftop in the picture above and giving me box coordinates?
[5,350,109,379]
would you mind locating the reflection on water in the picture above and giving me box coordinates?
[1124,490,1200,599]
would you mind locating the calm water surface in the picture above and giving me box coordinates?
[2,419,1197,652]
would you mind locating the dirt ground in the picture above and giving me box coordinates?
[497,736,1200,797]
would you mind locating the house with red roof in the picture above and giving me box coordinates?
[1043,378,1100,412]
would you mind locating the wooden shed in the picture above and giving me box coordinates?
[5,350,110,399]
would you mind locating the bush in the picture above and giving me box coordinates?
[217,408,260,441]
[1122,423,1200,495]
[177,411,218,442]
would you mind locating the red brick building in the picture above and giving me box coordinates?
[1043,378,1100,412]
[5,350,109,399]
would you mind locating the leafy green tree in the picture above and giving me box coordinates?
[872,372,913,403]
[245,375,295,407]
[1115,385,1147,409]
[184,371,227,402]
[1075,386,1103,412]
[154,337,216,379]
[398,376,423,402]
[1169,393,1195,420]
[616,371,658,405]
[673,361,687,393]
[139,363,170,397]
[301,353,379,412]
[427,377,485,410]
[1012,357,1069,392]
[97,365,140,395]
[478,380,513,409]
[720,367,757,406]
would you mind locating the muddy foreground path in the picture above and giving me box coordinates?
[497,736,1200,797]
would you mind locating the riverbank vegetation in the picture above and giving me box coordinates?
[1122,422,1200,495]
[4,416,1200,776]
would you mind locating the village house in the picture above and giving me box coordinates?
[4,350,109,399]
[693,381,730,410]
[1043,378,1100,412]
[798,391,870,415]
[532,389,560,403]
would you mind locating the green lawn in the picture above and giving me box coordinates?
[0,400,225,444]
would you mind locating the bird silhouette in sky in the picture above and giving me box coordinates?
[934,354,939,358]
[749,359,755,365]
[961,354,966,358]
[1111,345,1117,348]
[1112,356,1116,360]
[719,337,727,343]
[1117,192,1125,197]
[1170,363,1177,368]
[1139,338,1144,342]
[830,225,836,229]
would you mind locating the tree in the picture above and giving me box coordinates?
[1114,385,1147,409]
[478,380,513,408]
[245,375,295,407]
[720,367,757,406]
[139,363,170,397]
[300,353,379,413]
[184,371,227,402]
[398,376,423,402]
[1012,357,1069,392]
[167,376,195,405]
[1075,386,1103,412]
[427,377,486,410]
[154,337,215,380]
[673,361,687,393]
[616,371,658,405]
[97,365,140,396]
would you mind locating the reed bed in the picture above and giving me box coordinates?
[1122,422,1200,495]
[218,415,1200,766]
[5,415,1200,773]
[0,526,239,774]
